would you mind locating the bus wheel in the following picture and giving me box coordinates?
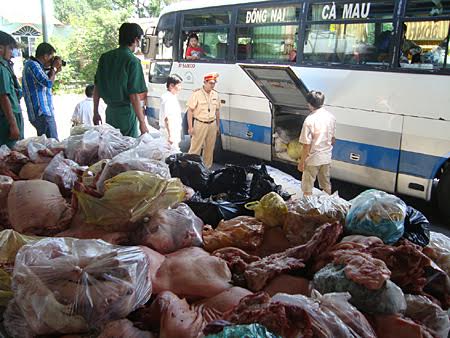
[437,165,450,221]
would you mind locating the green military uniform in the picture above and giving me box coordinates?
[95,46,147,137]
[0,57,24,148]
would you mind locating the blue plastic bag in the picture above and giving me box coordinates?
[345,189,407,244]
[205,323,280,338]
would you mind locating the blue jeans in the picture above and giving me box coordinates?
[31,114,59,140]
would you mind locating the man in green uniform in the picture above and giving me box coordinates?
[93,23,148,137]
[0,31,23,148]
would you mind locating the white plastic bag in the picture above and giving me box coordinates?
[4,237,152,337]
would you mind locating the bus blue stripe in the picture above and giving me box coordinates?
[333,139,399,173]
[146,112,447,179]
[398,151,448,179]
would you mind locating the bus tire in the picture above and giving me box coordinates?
[437,165,450,221]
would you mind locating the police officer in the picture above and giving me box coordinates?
[187,72,221,168]
[93,23,148,137]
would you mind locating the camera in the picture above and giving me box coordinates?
[53,56,66,67]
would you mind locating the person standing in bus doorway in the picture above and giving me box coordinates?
[0,31,23,148]
[93,23,148,137]
[298,90,336,196]
[159,74,183,151]
[187,72,221,168]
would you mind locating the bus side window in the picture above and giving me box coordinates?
[399,21,450,70]
[182,30,228,60]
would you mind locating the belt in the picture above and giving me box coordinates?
[194,118,216,124]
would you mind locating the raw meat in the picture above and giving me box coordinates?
[263,275,311,297]
[244,222,343,291]
[423,232,450,276]
[370,314,434,338]
[4,238,152,337]
[212,247,260,287]
[316,291,377,338]
[272,293,358,338]
[368,240,434,292]
[252,227,292,257]
[56,213,130,245]
[0,175,13,227]
[96,155,170,193]
[74,171,185,231]
[195,287,253,313]
[405,294,450,338]
[153,247,232,299]
[149,291,221,338]
[282,211,332,245]
[8,180,73,235]
[334,251,391,290]
[139,246,165,286]
[98,319,154,338]
[18,162,48,179]
[313,263,407,314]
[203,216,265,252]
[43,152,84,196]
[133,203,203,254]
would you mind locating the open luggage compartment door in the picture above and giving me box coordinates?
[239,65,310,109]
[239,65,310,164]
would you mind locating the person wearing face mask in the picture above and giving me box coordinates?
[93,23,149,137]
[187,72,221,168]
[159,74,183,151]
[0,31,24,147]
[22,42,62,140]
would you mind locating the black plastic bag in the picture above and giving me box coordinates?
[186,193,251,227]
[402,206,430,247]
[166,153,210,193]
[248,164,290,201]
[208,165,249,198]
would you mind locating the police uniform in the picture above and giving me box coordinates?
[187,73,220,168]
[95,46,147,137]
[0,57,24,148]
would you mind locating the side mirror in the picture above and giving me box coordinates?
[142,35,158,60]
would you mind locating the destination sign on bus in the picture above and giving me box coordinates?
[310,1,395,20]
[240,6,299,24]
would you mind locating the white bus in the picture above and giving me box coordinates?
[144,0,450,219]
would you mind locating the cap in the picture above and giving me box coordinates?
[204,72,219,82]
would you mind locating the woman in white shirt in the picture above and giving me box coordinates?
[159,74,183,151]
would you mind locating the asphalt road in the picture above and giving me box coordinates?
[217,150,450,237]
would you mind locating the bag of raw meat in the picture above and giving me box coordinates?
[74,171,185,231]
[313,263,406,314]
[345,189,407,244]
[245,192,288,227]
[423,231,450,276]
[133,203,203,254]
[97,130,136,160]
[401,206,430,247]
[405,294,450,338]
[313,291,377,338]
[0,230,41,307]
[43,152,84,196]
[8,180,73,236]
[292,191,350,223]
[0,175,13,227]
[4,237,152,337]
[203,216,264,252]
[65,129,100,166]
[0,145,29,178]
[122,133,174,161]
[96,153,170,193]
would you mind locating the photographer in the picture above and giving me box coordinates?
[22,42,63,140]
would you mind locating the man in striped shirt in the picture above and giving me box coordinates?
[22,43,62,140]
